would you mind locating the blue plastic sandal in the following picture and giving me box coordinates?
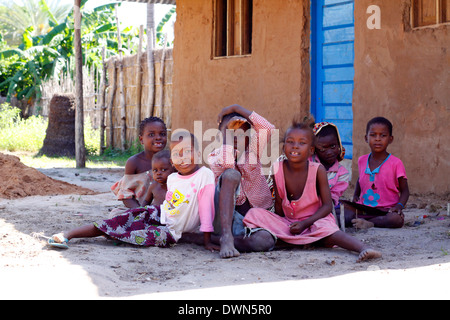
[47,234,69,249]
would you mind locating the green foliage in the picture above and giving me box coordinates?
[0,102,100,156]
[0,1,139,102]
[156,6,176,47]
[0,103,47,152]
[0,103,21,128]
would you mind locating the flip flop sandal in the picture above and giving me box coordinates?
[47,234,69,249]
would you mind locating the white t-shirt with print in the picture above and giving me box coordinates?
[161,166,215,241]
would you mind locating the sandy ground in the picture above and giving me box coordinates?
[0,162,449,300]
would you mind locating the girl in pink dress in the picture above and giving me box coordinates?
[243,118,381,263]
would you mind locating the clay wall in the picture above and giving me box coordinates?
[170,0,449,195]
[353,0,449,195]
[171,0,310,135]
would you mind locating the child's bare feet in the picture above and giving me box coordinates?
[357,248,382,263]
[220,233,240,258]
[352,218,374,229]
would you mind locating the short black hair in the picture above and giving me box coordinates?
[152,149,171,163]
[366,117,393,136]
[283,114,316,144]
[139,117,167,136]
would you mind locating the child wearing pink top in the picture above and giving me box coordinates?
[345,117,409,229]
[243,117,381,263]
[312,122,350,207]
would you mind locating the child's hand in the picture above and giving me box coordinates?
[289,221,307,235]
[389,204,404,217]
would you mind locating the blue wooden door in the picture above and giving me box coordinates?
[311,0,355,159]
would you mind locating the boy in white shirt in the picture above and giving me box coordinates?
[162,131,216,250]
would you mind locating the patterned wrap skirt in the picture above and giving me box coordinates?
[94,206,176,248]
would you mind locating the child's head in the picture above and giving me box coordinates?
[151,150,174,185]
[139,117,167,154]
[218,112,251,132]
[366,117,393,136]
[365,117,394,153]
[283,116,315,163]
[169,130,200,175]
[313,122,345,167]
[218,112,251,152]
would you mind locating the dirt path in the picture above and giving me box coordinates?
[0,156,449,299]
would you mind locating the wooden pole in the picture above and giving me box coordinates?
[135,25,144,139]
[116,4,126,151]
[107,58,117,149]
[147,3,155,117]
[99,46,107,155]
[156,34,167,120]
[74,0,85,168]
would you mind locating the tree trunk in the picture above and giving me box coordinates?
[135,25,144,138]
[74,0,85,168]
[116,4,127,151]
[147,3,155,117]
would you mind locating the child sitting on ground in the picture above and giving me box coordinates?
[345,117,409,229]
[161,131,217,251]
[243,117,382,263]
[109,117,167,217]
[208,104,276,259]
[312,122,350,208]
[48,149,176,248]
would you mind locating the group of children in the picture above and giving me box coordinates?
[48,105,410,263]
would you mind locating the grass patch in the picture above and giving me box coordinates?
[0,102,143,169]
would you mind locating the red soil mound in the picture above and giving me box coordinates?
[0,152,95,199]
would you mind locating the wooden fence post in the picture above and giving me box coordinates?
[116,4,127,151]
[74,0,86,168]
[135,25,144,138]
[99,47,107,155]
[107,58,117,149]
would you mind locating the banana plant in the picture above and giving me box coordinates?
[0,0,176,103]
[0,0,136,102]
[156,6,175,47]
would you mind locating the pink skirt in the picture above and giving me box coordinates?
[244,208,339,245]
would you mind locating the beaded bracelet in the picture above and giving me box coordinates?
[397,202,404,208]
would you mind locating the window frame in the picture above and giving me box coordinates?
[212,0,253,59]
[411,0,450,29]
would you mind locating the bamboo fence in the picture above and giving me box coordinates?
[104,47,173,151]
[39,47,173,152]
[40,67,99,125]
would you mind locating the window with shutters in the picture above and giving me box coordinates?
[213,0,253,58]
[412,0,450,28]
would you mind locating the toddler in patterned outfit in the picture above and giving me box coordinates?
[109,117,167,217]
[208,104,276,258]
[47,149,177,249]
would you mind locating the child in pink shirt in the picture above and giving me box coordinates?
[244,117,381,263]
[312,122,350,207]
[346,117,409,229]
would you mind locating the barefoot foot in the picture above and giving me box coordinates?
[357,248,382,263]
[220,233,240,259]
[352,218,374,229]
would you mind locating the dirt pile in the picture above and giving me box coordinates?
[0,152,95,199]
